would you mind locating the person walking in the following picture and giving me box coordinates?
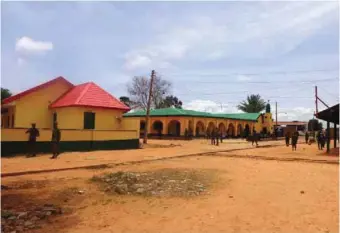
[291,131,298,151]
[317,130,322,150]
[51,122,61,159]
[25,123,40,157]
[211,128,216,145]
[215,127,220,146]
[252,127,258,146]
[305,131,309,144]
[320,131,325,150]
[285,132,290,147]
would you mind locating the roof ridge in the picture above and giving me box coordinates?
[75,82,92,104]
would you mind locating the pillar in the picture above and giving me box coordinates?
[334,124,337,148]
[327,120,330,153]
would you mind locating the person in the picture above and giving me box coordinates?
[211,128,216,145]
[25,123,40,157]
[252,127,258,146]
[220,130,223,143]
[285,132,290,147]
[317,130,322,150]
[320,131,325,150]
[291,131,298,151]
[215,127,220,146]
[305,131,309,144]
[51,122,61,159]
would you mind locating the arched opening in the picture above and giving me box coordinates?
[237,124,243,137]
[227,123,235,137]
[188,120,194,136]
[207,122,215,136]
[152,121,163,136]
[244,124,250,138]
[168,120,181,136]
[218,123,226,138]
[195,121,205,137]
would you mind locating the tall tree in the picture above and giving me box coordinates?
[159,95,183,109]
[1,88,12,100]
[237,94,266,113]
[127,75,172,110]
[119,96,132,107]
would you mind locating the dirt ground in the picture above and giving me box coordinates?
[1,139,339,233]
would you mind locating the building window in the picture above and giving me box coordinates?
[84,112,95,129]
[261,115,264,123]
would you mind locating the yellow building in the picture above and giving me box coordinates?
[123,107,274,138]
[1,77,140,156]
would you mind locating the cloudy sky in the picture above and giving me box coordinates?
[1,1,339,122]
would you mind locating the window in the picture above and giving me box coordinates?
[84,112,95,129]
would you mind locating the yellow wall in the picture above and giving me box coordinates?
[1,128,139,142]
[13,81,72,129]
[55,107,138,132]
[129,116,262,137]
[254,113,274,134]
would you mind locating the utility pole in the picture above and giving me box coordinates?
[315,86,318,114]
[143,70,155,144]
[275,101,278,127]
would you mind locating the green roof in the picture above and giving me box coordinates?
[123,107,261,121]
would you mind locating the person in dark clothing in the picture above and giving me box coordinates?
[291,131,298,151]
[285,132,290,147]
[305,131,309,144]
[320,132,325,150]
[317,131,322,150]
[26,123,40,157]
[252,128,258,146]
[215,127,220,146]
[211,128,216,145]
[51,122,61,159]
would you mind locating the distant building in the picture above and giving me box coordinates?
[274,121,307,136]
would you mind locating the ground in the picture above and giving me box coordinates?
[1,139,339,233]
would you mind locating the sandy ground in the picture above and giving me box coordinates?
[2,155,338,233]
[2,139,284,175]
[1,139,339,233]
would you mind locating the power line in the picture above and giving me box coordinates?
[166,68,338,77]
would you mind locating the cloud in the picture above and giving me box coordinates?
[183,99,242,113]
[17,57,26,66]
[237,75,252,82]
[15,36,53,55]
[276,107,315,122]
[124,53,152,70]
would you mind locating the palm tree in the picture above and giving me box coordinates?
[237,94,266,113]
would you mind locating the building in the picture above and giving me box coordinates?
[123,107,274,138]
[1,77,140,156]
[274,121,307,136]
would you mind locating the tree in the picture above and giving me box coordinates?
[158,95,183,109]
[237,94,266,113]
[127,75,172,110]
[1,88,12,100]
[119,96,132,107]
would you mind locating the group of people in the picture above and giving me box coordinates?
[284,131,299,151]
[284,130,328,151]
[207,127,223,146]
[26,122,61,159]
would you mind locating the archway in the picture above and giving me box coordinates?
[227,123,235,137]
[244,124,250,138]
[207,122,215,136]
[218,123,226,137]
[195,121,205,137]
[152,121,163,136]
[168,120,181,136]
[237,124,243,137]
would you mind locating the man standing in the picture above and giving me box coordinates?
[317,130,322,150]
[211,128,216,145]
[305,131,309,144]
[291,131,298,151]
[215,127,220,146]
[285,132,290,147]
[26,123,40,157]
[252,127,258,146]
[51,122,61,159]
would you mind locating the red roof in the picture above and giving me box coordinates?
[2,76,74,105]
[50,82,130,111]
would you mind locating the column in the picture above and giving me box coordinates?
[327,120,330,153]
[334,124,337,148]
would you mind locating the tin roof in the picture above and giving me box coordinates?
[50,82,130,111]
[123,107,261,121]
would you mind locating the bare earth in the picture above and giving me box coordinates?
[1,139,339,233]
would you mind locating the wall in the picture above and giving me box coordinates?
[1,128,139,156]
[55,107,137,132]
[128,116,257,137]
[14,81,72,129]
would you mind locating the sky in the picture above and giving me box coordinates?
[1,1,339,122]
